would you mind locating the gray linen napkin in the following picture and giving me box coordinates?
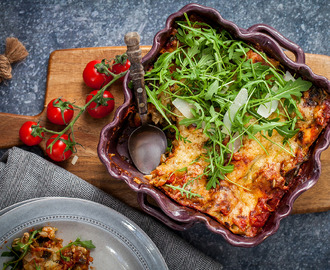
[0,147,223,270]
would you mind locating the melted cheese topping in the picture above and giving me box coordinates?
[148,89,330,237]
[144,23,330,237]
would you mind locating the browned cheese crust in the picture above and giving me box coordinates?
[145,37,330,237]
[148,87,330,237]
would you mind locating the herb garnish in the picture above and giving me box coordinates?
[1,229,41,270]
[166,184,203,199]
[145,14,312,190]
[58,237,95,262]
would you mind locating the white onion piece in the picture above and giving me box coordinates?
[172,98,195,118]
[222,88,248,134]
[257,85,279,118]
[283,71,295,82]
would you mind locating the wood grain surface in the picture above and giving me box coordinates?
[0,46,329,214]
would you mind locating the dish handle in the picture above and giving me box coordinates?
[247,24,305,65]
[137,192,195,231]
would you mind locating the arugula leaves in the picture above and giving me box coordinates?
[274,77,311,100]
[145,15,312,190]
[166,184,203,199]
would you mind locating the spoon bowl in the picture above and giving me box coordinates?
[128,124,167,174]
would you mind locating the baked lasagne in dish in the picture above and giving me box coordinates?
[2,226,94,270]
[139,15,330,237]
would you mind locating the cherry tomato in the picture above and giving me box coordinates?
[46,134,73,162]
[83,60,113,89]
[19,121,44,146]
[86,90,115,118]
[47,98,74,125]
[112,54,131,82]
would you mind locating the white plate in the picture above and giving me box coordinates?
[0,197,168,270]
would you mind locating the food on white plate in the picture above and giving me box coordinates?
[141,15,330,237]
[2,226,95,270]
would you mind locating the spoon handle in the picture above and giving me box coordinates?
[124,32,148,125]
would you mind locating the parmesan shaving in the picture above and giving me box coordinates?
[228,132,241,153]
[222,88,248,134]
[172,98,195,118]
[257,85,279,118]
[283,71,295,82]
[71,155,78,165]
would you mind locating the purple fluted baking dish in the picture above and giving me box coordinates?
[97,3,330,247]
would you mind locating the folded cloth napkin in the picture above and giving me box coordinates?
[0,147,223,270]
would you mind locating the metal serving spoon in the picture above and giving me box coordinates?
[124,32,167,174]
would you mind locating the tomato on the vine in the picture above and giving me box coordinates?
[19,121,44,146]
[86,90,115,119]
[47,98,74,125]
[46,134,74,162]
[112,54,131,82]
[83,59,113,89]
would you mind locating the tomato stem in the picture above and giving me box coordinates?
[40,128,62,135]
[45,70,127,152]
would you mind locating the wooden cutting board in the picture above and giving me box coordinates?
[0,46,329,214]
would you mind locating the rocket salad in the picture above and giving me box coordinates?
[144,14,312,189]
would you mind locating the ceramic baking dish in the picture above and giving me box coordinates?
[98,3,330,247]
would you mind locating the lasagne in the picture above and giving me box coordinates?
[141,15,330,237]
